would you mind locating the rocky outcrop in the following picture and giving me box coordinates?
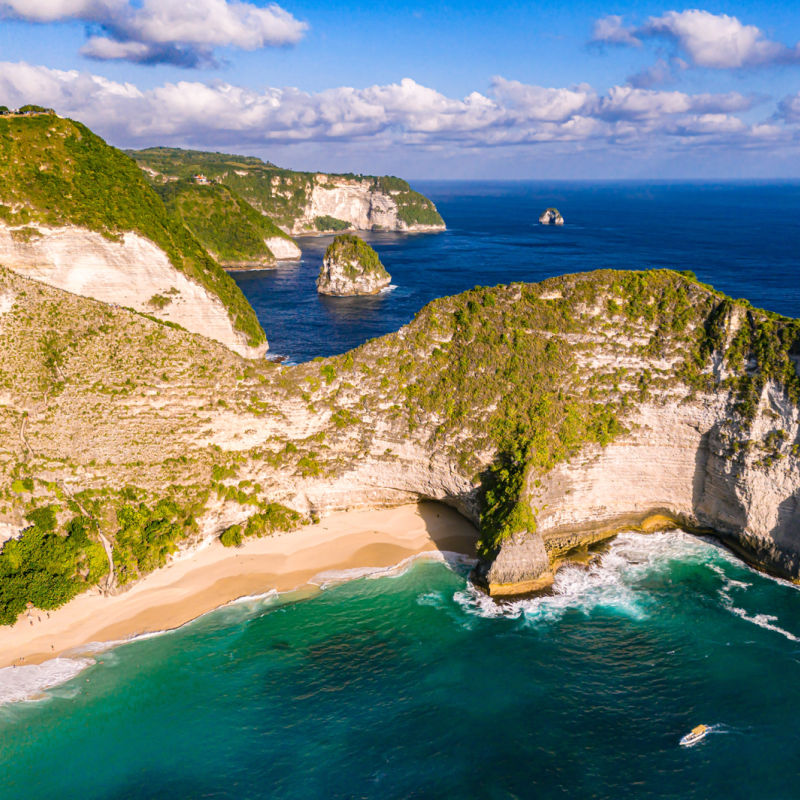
[539,208,564,225]
[474,532,553,595]
[264,237,301,260]
[0,223,267,358]
[316,235,391,296]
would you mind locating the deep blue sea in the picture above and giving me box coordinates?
[2,182,800,799]
[233,181,800,362]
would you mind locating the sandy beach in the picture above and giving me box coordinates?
[0,502,477,669]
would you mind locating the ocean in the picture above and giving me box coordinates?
[2,182,800,798]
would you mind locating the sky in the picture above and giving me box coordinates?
[1,1,800,178]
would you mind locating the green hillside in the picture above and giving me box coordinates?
[0,115,265,347]
[158,181,295,267]
[129,146,444,231]
[325,234,389,279]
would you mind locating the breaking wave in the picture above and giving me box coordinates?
[454,530,713,623]
[0,657,96,707]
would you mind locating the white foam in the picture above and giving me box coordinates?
[455,530,719,623]
[380,284,398,294]
[228,588,279,606]
[718,591,800,642]
[311,550,475,590]
[0,657,95,706]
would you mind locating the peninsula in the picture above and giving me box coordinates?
[129,147,446,236]
[2,114,800,655]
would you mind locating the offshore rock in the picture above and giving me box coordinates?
[539,208,564,225]
[316,234,391,296]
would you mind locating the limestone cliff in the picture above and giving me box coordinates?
[129,148,446,236]
[316,235,391,296]
[0,114,267,354]
[0,223,267,358]
[297,175,445,236]
[3,267,800,623]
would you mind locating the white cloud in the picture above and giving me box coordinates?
[593,9,799,69]
[0,0,307,67]
[0,61,789,158]
[591,15,641,47]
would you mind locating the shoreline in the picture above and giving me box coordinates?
[0,502,477,670]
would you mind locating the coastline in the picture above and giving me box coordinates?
[0,502,477,670]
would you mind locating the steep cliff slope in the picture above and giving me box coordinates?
[158,181,301,267]
[2,267,800,623]
[130,147,445,235]
[0,114,266,356]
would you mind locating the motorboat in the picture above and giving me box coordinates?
[680,724,709,746]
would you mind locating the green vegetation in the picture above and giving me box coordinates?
[158,180,295,266]
[112,499,199,585]
[129,147,444,231]
[0,116,265,346]
[0,507,107,625]
[324,234,389,279]
[219,504,303,546]
[314,215,350,232]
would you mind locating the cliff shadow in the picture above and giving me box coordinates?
[416,500,479,558]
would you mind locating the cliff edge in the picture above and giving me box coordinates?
[3,268,800,622]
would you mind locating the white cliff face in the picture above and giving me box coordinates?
[264,236,301,260]
[0,224,266,358]
[290,178,445,235]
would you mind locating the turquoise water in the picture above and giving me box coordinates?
[2,532,800,798]
[4,183,800,796]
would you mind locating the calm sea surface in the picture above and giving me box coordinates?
[2,182,800,798]
[233,181,800,363]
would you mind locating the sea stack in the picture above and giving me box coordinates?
[316,234,391,296]
[539,207,564,225]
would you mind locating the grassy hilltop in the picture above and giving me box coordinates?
[1,262,799,621]
[158,181,295,267]
[0,114,265,347]
[129,146,445,231]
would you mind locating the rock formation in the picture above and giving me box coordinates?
[301,177,445,235]
[539,208,564,225]
[316,235,391,296]
[5,267,800,621]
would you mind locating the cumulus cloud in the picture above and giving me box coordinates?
[0,0,307,67]
[0,61,788,157]
[593,9,799,69]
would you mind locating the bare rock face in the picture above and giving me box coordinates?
[474,532,553,596]
[264,236,301,260]
[294,177,446,236]
[539,208,564,225]
[316,234,391,296]
[0,223,267,358]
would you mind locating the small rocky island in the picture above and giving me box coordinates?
[316,234,391,296]
[539,207,564,225]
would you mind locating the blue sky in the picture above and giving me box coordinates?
[1,1,800,178]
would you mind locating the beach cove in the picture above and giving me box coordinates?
[0,502,477,670]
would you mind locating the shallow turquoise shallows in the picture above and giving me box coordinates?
[1,531,799,799]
